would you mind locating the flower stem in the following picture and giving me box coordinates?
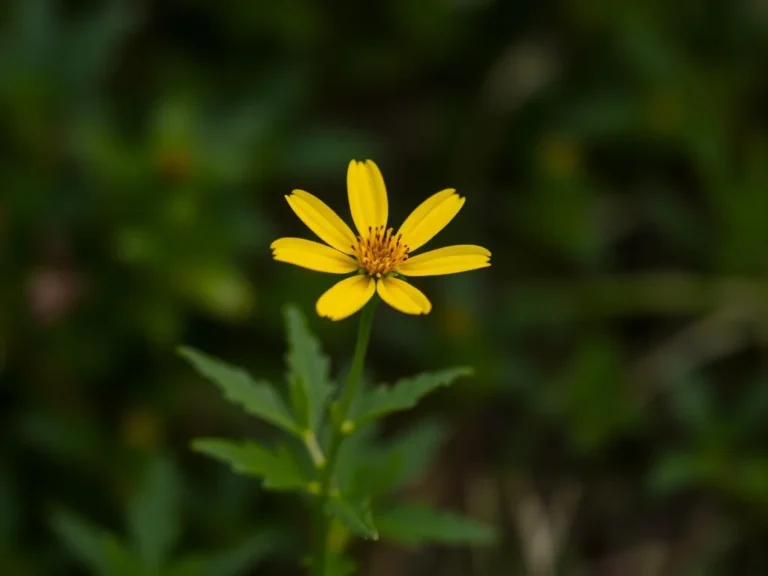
[311,298,378,575]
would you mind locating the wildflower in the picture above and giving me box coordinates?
[271,160,491,320]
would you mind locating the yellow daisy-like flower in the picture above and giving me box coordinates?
[270,160,491,321]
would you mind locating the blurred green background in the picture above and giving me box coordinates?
[3,0,768,574]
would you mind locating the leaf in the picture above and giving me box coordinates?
[192,438,310,491]
[669,372,714,436]
[335,422,379,494]
[373,420,448,493]
[104,538,144,576]
[339,420,448,498]
[283,305,334,432]
[49,509,114,575]
[325,554,356,576]
[167,558,204,576]
[179,347,301,437]
[326,496,378,540]
[196,528,289,576]
[354,368,473,424]
[559,336,638,452]
[127,456,182,572]
[648,451,718,495]
[375,505,497,548]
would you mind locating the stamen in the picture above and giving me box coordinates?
[352,223,410,276]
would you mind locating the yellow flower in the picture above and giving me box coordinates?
[271,160,491,321]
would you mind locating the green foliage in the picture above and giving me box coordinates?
[175,530,289,576]
[50,510,120,576]
[324,554,356,576]
[556,335,641,452]
[374,505,497,548]
[178,347,302,437]
[9,0,768,572]
[127,457,182,572]
[353,367,473,425]
[337,420,447,497]
[184,306,491,572]
[326,496,378,541]
[50,456,286,575]
[284,304,335,432]
[191,439,310,491]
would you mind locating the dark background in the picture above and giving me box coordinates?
[3,0,768,574]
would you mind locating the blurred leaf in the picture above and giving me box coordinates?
[0,468,19,551]
[669,373,715,436]
[733,373,768,437]
[50,509,115,576]
[104,538,144,576]
[375,505,497,548]
[326,496,378,540]
[726,458,768,503]
[648,451,702,495]
[192,439,310,491]
[325,554,356,576]
[342,420,447,498]
[649,450,729,496]
[65,0,135,102]
[167,558,204,576]
[10,0,55,70]
[195,528,288,576]
[558,336,639,452]
[175,267,255,321]
[561,93,638,138]
[287,128,381,177]
[127,457,182,573]
[18,410,103,465]
[178,347,301,437]
[283,304,334,432]
[378,420,447,491]
[336,422,379,495]
[353,368,473,425]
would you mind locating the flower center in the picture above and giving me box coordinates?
[351,225,410,277]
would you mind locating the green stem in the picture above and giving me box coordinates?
[312,298,378,576]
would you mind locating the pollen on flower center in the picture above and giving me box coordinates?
[351,225,410,277]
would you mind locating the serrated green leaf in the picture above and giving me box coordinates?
[179,347,301,437]
[49,509,115,575]
[192,438,309,491]
[354,368,473,424]
[127,456,181,572]
[326,496,378,540]
[284,305,334,432]
[375,505,497,548]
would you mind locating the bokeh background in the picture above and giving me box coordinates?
[3,0,768,574]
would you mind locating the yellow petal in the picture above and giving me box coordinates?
[376,277,432,315]
[271,238,360,274]
[397,245,491,276]
[286,190,357,254]
[397,189,464,251]
[316,275,376,321]
[347,160,388,236]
